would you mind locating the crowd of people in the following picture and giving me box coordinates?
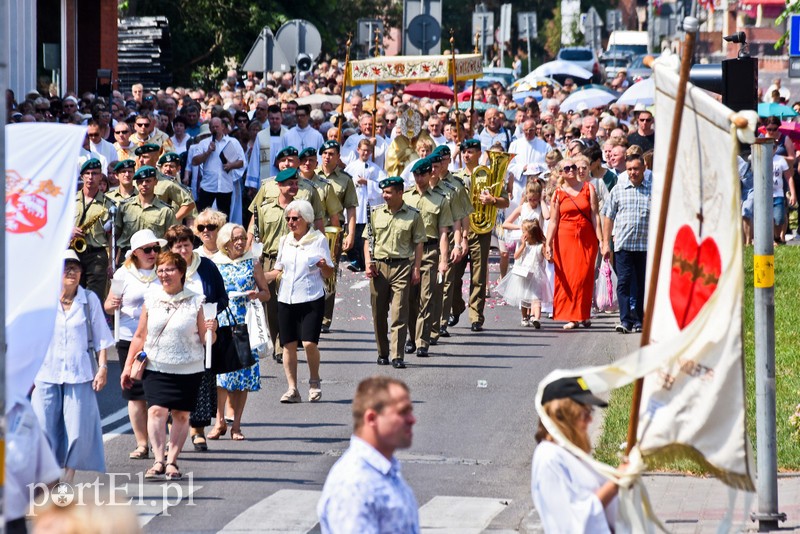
[8,58,796,532]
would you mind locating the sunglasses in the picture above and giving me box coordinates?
[88,133,101,138]
[285,216,301,222]
[115,130,130,135]
[140,245,161,254]
[639,118,653,123]
[197,224,219,232]
[136,122,150,127]
[562,165,577,172]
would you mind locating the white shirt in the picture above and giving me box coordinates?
[143,289,205,374]
[430,133,447,146]
[90,138,119,167]
[773,155,789,198]
[344,159,385,224]
[36,287,114,384]
[342,133,388,169]
[508,136,552,180]
[196,135,245,193]
[531,440,616,533]
[111,265,161,340]
[274,230,333,304]
[245,127,288,187]
[285,125,324,152]
[171,134,189,154]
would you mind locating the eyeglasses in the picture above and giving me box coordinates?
[564,135,574,140]
[135,122,150,127]
[196,224,218,232]
[115,130,130,135]
[156,266,178,276]
[236,118,248,123]
[766,127,779,133]
[544,133,555,138]
[88,133,101,138]
[140,245,161,254]
[64,265,81,274]
[231,236,246,242]
[562,165,577,173]
[285,216,301,222]
[639,117,653,123]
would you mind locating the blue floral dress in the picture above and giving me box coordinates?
[216,257,261,391]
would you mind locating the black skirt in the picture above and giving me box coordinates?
[118,340,145,401]
[277,296,325,345]
[142,369,204,412]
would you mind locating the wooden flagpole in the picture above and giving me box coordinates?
[625,17,700,455]
[371,27,380,117]
[469,32,479,134]
[337,33,352,144]
[450,30,461,155]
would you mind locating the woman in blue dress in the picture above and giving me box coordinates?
[211,223,270,440]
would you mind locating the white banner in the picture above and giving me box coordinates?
[5,124,86,402]
[535,62,753,531]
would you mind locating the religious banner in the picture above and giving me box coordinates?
[347,54,482,84]
[535,60,753,531]
[5,123,86,403]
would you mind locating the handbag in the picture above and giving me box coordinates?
[212,308,256,374]
[245,299,272,353]
[130,305,179,381]
[595,259,619,312]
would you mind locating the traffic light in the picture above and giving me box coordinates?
[296,53,313,72]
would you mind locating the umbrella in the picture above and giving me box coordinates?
[758,102,797,119]
[576,84,620,96]
[559,88,617,113]
[295,94,342,107]
[617,77,655,107]
[512,90,542,104]
[454,101,497,112]
[404,82,453,100]
[513,77,561,91]
[527,60,592,81]
[779,121,800,142]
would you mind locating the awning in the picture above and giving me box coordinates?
[347,54,483,84]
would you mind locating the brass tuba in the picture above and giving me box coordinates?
[469,151,514,234]
[323,226,343,295]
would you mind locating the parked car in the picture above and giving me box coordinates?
[556,46,605,84]
[627,53,660,80]
[600,50,633,80]
[482,67,516,88]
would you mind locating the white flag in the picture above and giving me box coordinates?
[5,123,87,403]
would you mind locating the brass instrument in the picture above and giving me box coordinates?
[324,226,343,295]
[70,209,108,253]
[469,151,514,234]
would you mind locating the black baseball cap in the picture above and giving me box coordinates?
[541,377,608,407]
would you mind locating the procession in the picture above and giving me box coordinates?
[4,1,800,532]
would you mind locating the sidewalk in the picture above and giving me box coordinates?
[642,473,800,533]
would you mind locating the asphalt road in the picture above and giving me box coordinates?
[85,258,639,533]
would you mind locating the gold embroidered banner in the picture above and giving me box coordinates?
[347,54,483,84]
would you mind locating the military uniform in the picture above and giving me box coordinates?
[74,190,115,300]
[253,179,325,222]
[116,196,177,250]
[366,202,426,364]
[155,170,196,219]
[106,187,137,205]
[317,167,359,330]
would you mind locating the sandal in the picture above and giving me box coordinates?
[231,429,246,441]
[129,445,149,460]
[309,379,322,402]
[207,424,227,440]
[280,388,302,404]
[581,320,592,328]
[192,434,208,452]
[563,322,577,330]
[165,462,182,481]
[145,460,166,480]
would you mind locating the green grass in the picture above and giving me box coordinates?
[595,245,800,472]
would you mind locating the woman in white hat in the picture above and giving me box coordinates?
[104,229,166,460]
[32,250,114,482]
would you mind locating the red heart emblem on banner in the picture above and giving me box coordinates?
[670,225,722,329]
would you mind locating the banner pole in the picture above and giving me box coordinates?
[337,34,352,144]
[449,31,460,150]
[625,16,699,455]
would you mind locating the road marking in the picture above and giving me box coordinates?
[103,421,132,442]
[219,489,322,532]
[349,280,370,289]
[419,496,510,533]
[130,480,202,527]
[101,407,129,427]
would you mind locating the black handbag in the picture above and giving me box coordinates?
[211,308,256,374]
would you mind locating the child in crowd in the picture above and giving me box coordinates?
[503,180,549,247]
[496,219,551,328]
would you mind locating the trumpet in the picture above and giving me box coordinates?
[70,209,107,253]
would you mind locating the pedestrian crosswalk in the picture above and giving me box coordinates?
[131,488,512,532]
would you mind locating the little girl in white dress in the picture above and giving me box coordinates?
[496,219,552,328]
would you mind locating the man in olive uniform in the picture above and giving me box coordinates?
[317,140,359,332]
[106,159,137,205]
[365,176,426,369]
[116,166,177,256]
[72,158,116,300]
[298,147,342,226]
[158,151,198,223]
[247,167,300,363]
[401,158,452,357]
[135,143,195,221]
[427,147,472,342]
[249,146,326,232]
[453,139,509,332]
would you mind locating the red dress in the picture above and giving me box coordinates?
[552,183,598,322]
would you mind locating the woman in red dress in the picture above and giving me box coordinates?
[545,158,601,329]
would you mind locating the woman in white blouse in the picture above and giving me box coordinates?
[265,199,334,404]
[105,229,164,460]
[32,250,114,483]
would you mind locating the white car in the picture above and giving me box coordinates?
[556,47,605,84]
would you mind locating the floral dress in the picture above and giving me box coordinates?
[216,256,261,392]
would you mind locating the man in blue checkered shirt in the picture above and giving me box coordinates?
[601,154,652,334]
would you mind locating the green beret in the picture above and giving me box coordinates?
[80,158,102,174]
[275,168,299,183]
[298,147,317,159]
[276,146,299,160]
[460,138,481,151]
[428,152,444,164]
[321,140,340,153]
[379,176,404,189]
[158,152,180,165]
[134,166,157,180]
[431,144,451,157]
[411,157,433,175]
[134,143,160,156]
[113,159,136,171]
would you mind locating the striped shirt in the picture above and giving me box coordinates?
[602,176,652,252]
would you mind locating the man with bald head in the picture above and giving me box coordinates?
[341,113,388,169]
[479,108,511,151]
[508,119,552,180]
[580,115,599,148]
[191,116,245,214]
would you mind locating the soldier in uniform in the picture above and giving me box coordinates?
[298,147,342,226]
[452,139,509,332]
[116,166,177,259]
[72,158,115,300]
[401,158,453,357]
[106,159,137,204]
[247,167,301,364]
[317,139,359,333]
[427,147,472,342]
[134,144,196,222]
[158,151,198,223]
[365,176,427,369]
